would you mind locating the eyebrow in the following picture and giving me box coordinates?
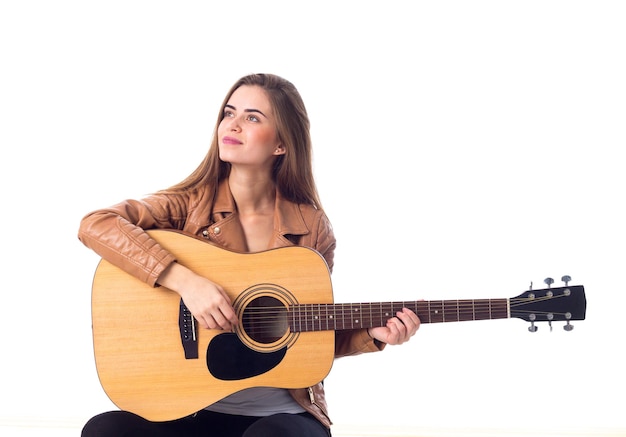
[224,104,268,119]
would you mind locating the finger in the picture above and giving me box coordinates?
[397,308,420,333]
[195,314,210,330]
[220,304,239,325]
[208,309,235,331]
[216,286,233,305]
[386,318,405,343]
[214,287,237,325]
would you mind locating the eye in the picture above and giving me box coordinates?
[223,110,234,118]
[247,114,260,122]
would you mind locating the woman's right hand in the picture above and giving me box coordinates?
[157,262,238,331]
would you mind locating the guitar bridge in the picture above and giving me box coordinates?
[179,299,198,359]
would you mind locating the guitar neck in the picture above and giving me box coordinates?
[289,299,510,332]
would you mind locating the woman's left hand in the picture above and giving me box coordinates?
[367,308,420,345]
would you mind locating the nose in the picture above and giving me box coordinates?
[224,115,242,132]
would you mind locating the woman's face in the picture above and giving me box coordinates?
[217,85,284,170]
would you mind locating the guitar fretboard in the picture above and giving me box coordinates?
[288,299,510,332]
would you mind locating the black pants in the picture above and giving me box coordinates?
[81,410,331,437]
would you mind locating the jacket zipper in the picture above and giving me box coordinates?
[308,386,315,403]
[307,387,331,423]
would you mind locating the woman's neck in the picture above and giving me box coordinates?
[227,170,276,215]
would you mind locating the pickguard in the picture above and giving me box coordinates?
[207,333,286,380]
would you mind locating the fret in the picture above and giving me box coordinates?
[316,304,321,330]
[315,304,321,331]
[356,304,362,328]
[457,299,476,322]
[300,304,307,331]
[315,304,320,330]
[316,304,322,331]
[382,302,393,325]
[378,302,386,327]
[334,304,341,331]
[349,303,354,329]
[474,299,491,321]
[298,304,304,331]
[443,300,455,322]
[323,303,329,331]
[306,304,310,330]
[429,300,445,323]
[340,303,346,330]
[311,305,321,331]
[297,303,302,332]
[492,299,508,319]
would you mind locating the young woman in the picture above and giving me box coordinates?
[78,73,420,437]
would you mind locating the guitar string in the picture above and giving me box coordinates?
[241,299,559,311]
[237,295,574,334]
[241,292,568,315]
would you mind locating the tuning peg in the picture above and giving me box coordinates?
[563,312,574,332]
[544,277,554,288]
[528,314,538,333]
[561,275,572,286]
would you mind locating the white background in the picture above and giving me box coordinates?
[1,1,624,434]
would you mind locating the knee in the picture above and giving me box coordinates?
[80,411,141,437]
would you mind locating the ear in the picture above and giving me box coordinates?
[273,144,286,156]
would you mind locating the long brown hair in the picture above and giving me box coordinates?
[165,74,322,209]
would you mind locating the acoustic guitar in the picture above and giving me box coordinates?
[91,230,586,421]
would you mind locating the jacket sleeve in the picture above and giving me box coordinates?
[335,329,385,357]
[77,193,191,287]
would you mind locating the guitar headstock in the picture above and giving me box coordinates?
[510,276,586,332]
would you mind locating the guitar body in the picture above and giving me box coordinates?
[91,230,335,421]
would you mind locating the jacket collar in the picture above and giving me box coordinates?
[212,179,310,238]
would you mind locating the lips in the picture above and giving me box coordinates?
[222,136,242,145]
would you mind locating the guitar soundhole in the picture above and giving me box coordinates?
[241,296,288,344]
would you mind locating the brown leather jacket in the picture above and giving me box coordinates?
[78,180,384,429]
